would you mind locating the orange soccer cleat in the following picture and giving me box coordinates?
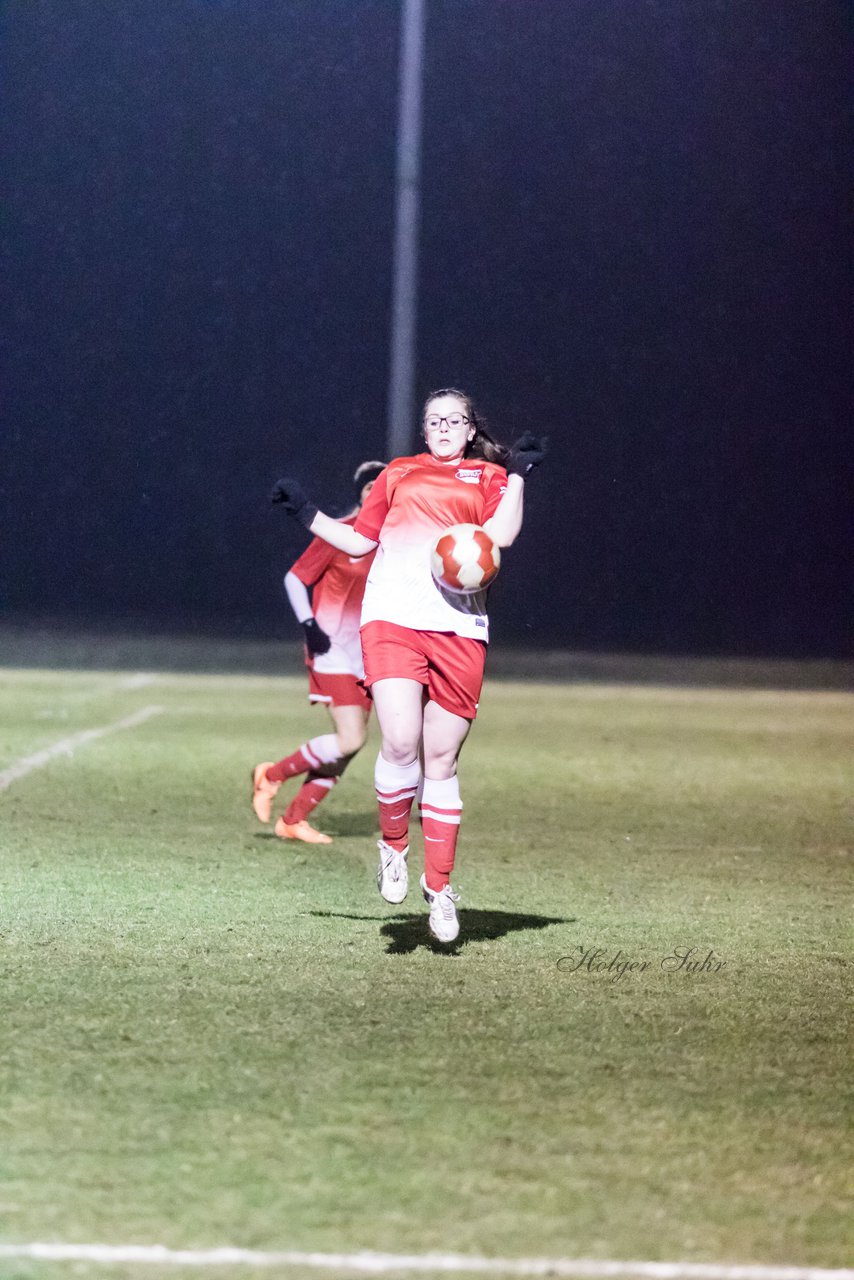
[252,762,280,824]
[274,817,333,845]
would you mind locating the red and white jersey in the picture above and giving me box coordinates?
[290,516,376,676]
[353,453,507,641]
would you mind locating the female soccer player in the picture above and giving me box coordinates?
[272,390,547,941]
[252,460,385,844]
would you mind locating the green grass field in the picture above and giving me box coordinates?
[1,655,852,1278]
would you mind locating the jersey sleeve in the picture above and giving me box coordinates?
[289,536,337,587]
[353,467,390,541]
[482,466,508,520]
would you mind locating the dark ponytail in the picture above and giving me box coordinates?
[465,421,510,466]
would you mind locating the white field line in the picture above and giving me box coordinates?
[119,673,158,689]
[0,705,163,792]
[0,1245,850,1279]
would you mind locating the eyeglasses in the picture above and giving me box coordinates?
[424,414,471,431]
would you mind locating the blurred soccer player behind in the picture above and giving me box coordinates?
[252,460,385,844]
[271,390,547,941]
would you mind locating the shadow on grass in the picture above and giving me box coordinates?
[321,811,378,838]
[252,812,378,840]
[309,908,574,957]
[383,908,575,956]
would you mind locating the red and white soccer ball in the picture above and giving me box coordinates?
[430,523,501,594]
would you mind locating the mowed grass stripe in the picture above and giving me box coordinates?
[0,669,851,1266]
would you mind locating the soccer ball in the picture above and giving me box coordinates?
[430,524,501,594]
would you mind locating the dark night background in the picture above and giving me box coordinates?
[2,0,850,658]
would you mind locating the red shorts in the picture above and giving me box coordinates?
[360,620,487,721]
[307,666,372,712]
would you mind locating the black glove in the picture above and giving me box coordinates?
[301,617,331,657]
[271,477,319,528]
[506,431,549,477]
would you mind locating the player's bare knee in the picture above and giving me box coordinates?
[381,737,419,767]
[423,747,460,779]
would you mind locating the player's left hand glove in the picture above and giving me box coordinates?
[506,431,549,477]
[301,618,331,656]
[271,477,319,529]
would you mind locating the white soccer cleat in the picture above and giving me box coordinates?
[377,840,409,903]
[420,873,461,943]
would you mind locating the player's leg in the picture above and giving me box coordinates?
[369,676,424,901]
[361,622,430,901]
[420,698,471,890]
[328,700,371,758]
[274,771,336,844]
[252,728,341,824]
[417,635,486,942]
[252,671,364,825]
[275,687,371,843]
[371,675,424,835]
[266,733,342,781]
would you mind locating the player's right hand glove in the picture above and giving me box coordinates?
[301,618,331,657]
[506,431,549,477]
[271,477,319,529]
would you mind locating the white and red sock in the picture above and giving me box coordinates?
[375,753,421,853]
[283,772,339,825]
[267,733,342,784]
[420,775,463,892]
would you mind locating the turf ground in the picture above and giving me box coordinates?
[0,652,852,1278]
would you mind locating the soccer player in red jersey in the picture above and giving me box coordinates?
[272,390,547,941]
[252,461,384,844]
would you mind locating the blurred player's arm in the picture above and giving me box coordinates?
[308,512,377,557]
[284,571,314,624]
[272,477,377,558]
[283,572,332,656]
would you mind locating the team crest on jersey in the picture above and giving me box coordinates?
[455,467,483,484]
